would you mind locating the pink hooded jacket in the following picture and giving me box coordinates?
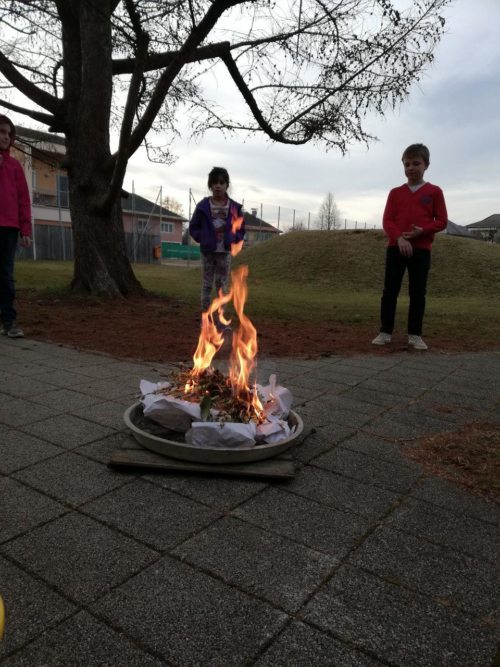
[0,116,32,237]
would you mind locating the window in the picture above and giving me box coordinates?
[161,222,174,234]
[56,174,69,208]
[137,219,148,232]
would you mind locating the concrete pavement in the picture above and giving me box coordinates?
[0,335,499,665]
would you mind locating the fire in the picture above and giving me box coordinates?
[187,224,264,419]
[230,211,245,257]
[229,265,264,418]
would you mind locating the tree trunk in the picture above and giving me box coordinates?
[69,177,143,297]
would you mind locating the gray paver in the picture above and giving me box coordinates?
[302,564,499,667]
[81,478,222,550]
[0,477,66,543]
[1,342,499,666]
[350,526,500,619]
[0,429,62,473]
[0,556,76,658]
[254,621,382,666]
[232,486,373,558]
[2,611,163,666]
[172,516,337,612]
[314,445,422,493]
[20,413,115,448]
[385,496,500,564]
[93,556,288,665]
[287,465,400,520]
[12,451,131,506]
[1,512,158,604]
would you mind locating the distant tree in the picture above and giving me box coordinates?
[289,219,307,232]
[162,196,184,216]
[316,193,341,230]
[0,0,448,295]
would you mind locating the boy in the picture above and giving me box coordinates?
[0,114,32,338]
[372,143,447,350]
[189,166,245,323]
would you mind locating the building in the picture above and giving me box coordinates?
[466,214,500,242]
[243,208,281,246]
[12,127,186,262]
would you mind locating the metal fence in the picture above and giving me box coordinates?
[17,224,160,264]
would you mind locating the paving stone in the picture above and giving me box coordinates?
[0,429,62,474]
[411,477,500,526]
[386,496,500,564]
[366,409,451,440]
[290,423,357,463]
[356,378,426,399]
[285,382,330,405]
[316,394,387,417]
[0,398,61,427]
[342,386,410,408]
[28,387,104,411]
[30,367,97,388]
[306,367,371,386]
[93,556,287,665]
[2,610,164,666]
[233,486,372,558]
[0,375,71,400]
[349,526,500,619]
[287,373,350,394]
[254,620,381,666]
[172,516,336,612]
[339,431,410,464]
[298,401,373,429]
[302,564,499,667]
[0,556,76,658]
[71,401,128,430]
[404,393,486,424]
[314,446,422,494]
[144,469,267,510]
[20,413,115,449]
[76,432,134,464]
[1,512,158,604]
[12,451,130,506]
[288,465,399,520]
[69,377,138,401]
[0,477,66,543]
[82,478,222,550]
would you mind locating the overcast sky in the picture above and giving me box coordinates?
[124,0,500,230]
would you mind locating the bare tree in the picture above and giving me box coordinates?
[162,196,184,216]
[0,0,449,295]
[316,192,341,230]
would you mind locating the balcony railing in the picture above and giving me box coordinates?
[33,189,69,208]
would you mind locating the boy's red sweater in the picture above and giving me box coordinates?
[383,182,447,250]
[0,148,32,237]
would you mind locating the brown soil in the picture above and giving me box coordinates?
[17,292,500,363]
[17,292,500,502]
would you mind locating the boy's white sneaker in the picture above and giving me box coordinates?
[408,335,428,350]
[372,332,392,346]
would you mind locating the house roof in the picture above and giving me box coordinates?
[17,126,66,147]
[121,191,186,221]
[243,211,281,233]
[466,214,500,230]
[446,220,473,237]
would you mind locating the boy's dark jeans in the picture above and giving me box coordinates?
[380,246,431,336]
[0,227,19,325]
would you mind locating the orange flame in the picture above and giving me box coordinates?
[190,288,233,381]
[228,265,264,418]
[231,210,245,257]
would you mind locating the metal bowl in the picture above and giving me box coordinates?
[123,402,303,464]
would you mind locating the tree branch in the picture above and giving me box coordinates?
[0,51,62,115]
[0,97,56,126]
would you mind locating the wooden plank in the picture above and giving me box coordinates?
[109,436,295,479]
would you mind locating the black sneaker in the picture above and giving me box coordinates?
[0,322,24,338]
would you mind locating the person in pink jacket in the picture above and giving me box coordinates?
[0,114,32,338]
[372,143,448,350]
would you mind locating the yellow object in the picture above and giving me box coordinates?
[0,594,5,640]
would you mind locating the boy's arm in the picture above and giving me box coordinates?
[382,190,402,243]
[15,161,32,238]
[423,186,448,235]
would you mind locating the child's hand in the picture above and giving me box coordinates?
[402,225,423,240]
[20,235,31,248]
[397,236,413,257]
